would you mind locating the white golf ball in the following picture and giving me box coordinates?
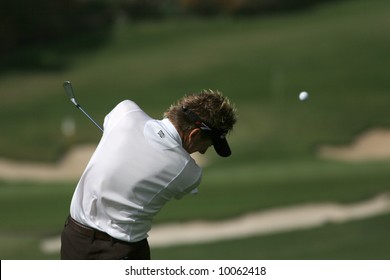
[299,91,309,101]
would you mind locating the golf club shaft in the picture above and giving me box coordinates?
[63,81,104,132]
[76,104,104,132]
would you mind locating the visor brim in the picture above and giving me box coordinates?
[212,136,231,157]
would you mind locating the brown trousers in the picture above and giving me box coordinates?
[60,216,150,260]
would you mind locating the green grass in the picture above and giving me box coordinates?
[0,180,73,259]
[157,159,390,222]
[0,232,56,260]
[1,0,390,259]
[1,159,389,259]
[0,0,389,162]
[0,181,73,231]
[152,213,390,260]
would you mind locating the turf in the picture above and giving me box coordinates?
[152,213,390,260]
[157,160,390,222]
[0,0,389,162]
[1,159,389,259]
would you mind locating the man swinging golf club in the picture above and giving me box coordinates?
[61,89,237,259]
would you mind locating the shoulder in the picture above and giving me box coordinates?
[107,100,143,119]
[104,100,147,129]
[113,100,142,112]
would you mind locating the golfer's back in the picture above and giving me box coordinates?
[70,100,201,242]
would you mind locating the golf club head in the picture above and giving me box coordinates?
[63,81,78,106]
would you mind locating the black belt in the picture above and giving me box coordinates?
[66,216,118,242]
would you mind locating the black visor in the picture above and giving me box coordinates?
[182,107,231,157]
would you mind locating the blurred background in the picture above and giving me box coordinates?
[1,0,390,259]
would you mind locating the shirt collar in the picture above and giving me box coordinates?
[159,118,183,146]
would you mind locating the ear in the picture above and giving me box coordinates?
[188,128,202,141]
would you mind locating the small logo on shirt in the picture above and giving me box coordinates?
[157,130,165,138]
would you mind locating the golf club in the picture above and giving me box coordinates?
[63,81,104,132]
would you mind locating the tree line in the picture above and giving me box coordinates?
[1,0,340,54]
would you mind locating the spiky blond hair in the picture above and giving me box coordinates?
[164,89,237,136]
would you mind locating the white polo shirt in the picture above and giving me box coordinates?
[70,100,202,242]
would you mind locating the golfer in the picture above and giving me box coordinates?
[61,90,237,259]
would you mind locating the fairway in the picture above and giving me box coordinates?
[0,0,390,259]
[151,213,390,260]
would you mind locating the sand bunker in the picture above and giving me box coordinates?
[0,145,95,181]
[148,192,390,248]
[0,145,207,181]
[318,128,390,162]
[40,192,390,253]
